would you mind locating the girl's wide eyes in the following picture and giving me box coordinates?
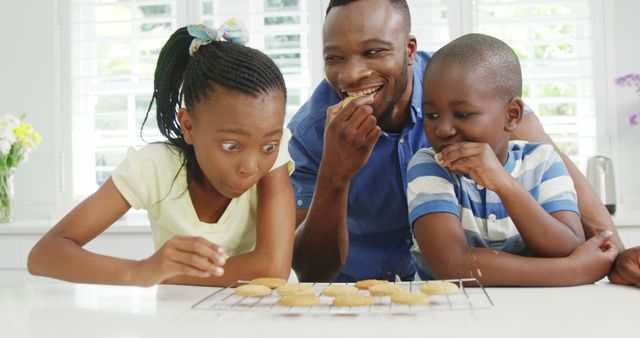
[262,143,278,153]
[221,142,239,152]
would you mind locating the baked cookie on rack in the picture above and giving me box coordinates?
[419,281,459,295]
[278,294,321,307]
[321,284,359,297]
[368,283,404,296]
[276,283,315,296]
[333,294,376,307]
[250,277,287,289]
[354,279,389,290]
[234,284,272,297]
[390,292,430,305]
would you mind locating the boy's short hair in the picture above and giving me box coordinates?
[427,33,522,101]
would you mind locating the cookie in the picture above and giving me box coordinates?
[354,279,389,290]
[234,284,272,297]
[277,294,321,307]
[419,281,459,295]
[333,294,375,307]
[435,152,444,166]
[250,277,287,289]
[390,292,430,305]
[276,283,315,296]
[321,284,359,297]
[368,283,404,296]
[340,94,362,108]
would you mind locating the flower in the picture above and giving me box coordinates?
[0,113,41,169]
[614,73,640,128]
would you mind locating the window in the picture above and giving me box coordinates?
[408,0,601,168]
[472,0,598,167]
[69,0,315,199]
[68,0,603,201]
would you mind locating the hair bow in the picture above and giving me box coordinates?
[187,19,249,56]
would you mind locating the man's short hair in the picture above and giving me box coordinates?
[427,33,522,101]
[325,0,411,32]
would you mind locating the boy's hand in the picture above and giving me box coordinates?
[568,231,619,284]
[138,236,226,286]
[608,246,640,287]
[438,142,512,191]
[321,95,381,185]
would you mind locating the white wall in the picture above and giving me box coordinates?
[0,0,61,219]
[610,0,640,216]
[0,0,638,222]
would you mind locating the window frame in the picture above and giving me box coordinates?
[56,0,615,218]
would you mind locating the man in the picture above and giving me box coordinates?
[287,0,640,285]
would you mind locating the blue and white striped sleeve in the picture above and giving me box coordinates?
[407,148,460,226]
[536,145,579,215]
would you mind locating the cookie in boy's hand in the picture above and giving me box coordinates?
[435,152,444,166]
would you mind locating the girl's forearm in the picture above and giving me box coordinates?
[164,249,291,286]
[28,236,145,286]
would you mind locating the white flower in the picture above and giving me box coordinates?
[0,113,20,154]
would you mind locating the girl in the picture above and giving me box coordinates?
[27,21,295,287]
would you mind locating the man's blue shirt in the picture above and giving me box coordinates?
[287,51,432,282]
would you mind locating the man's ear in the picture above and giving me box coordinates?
[177,108,194,145]
[505,97,524,132]
[407,35,417,66]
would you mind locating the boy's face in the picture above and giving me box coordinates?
[179,86,285,198]
[322,0,417,130]
[422,60,519,163]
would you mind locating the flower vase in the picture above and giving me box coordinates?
[0,167,15,223]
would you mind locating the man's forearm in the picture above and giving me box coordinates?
[557,151,625,250]
[292,169,351,281]
[512,113,625,250]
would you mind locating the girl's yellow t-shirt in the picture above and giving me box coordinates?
[111,129,293,257]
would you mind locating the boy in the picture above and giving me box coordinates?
[407,33,617,286]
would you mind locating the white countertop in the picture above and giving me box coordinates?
[1,280,638,338]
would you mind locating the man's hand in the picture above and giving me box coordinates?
[438,142,512,192]
[137,236,226,286]
[608,246,640,287]
[321,95,381,184]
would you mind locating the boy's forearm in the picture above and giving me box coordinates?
[513,113,624,250]
[435,247,588,286]
[495,177,583,256]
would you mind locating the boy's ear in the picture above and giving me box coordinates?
[505,97,524,132]
[177,108,194,145]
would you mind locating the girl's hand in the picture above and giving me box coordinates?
[568,232,619,284]
[138,236,226,286]
[438,142,511,192]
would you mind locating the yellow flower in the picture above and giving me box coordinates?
[13,123,41,149]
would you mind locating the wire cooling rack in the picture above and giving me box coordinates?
[192,278,494,314]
